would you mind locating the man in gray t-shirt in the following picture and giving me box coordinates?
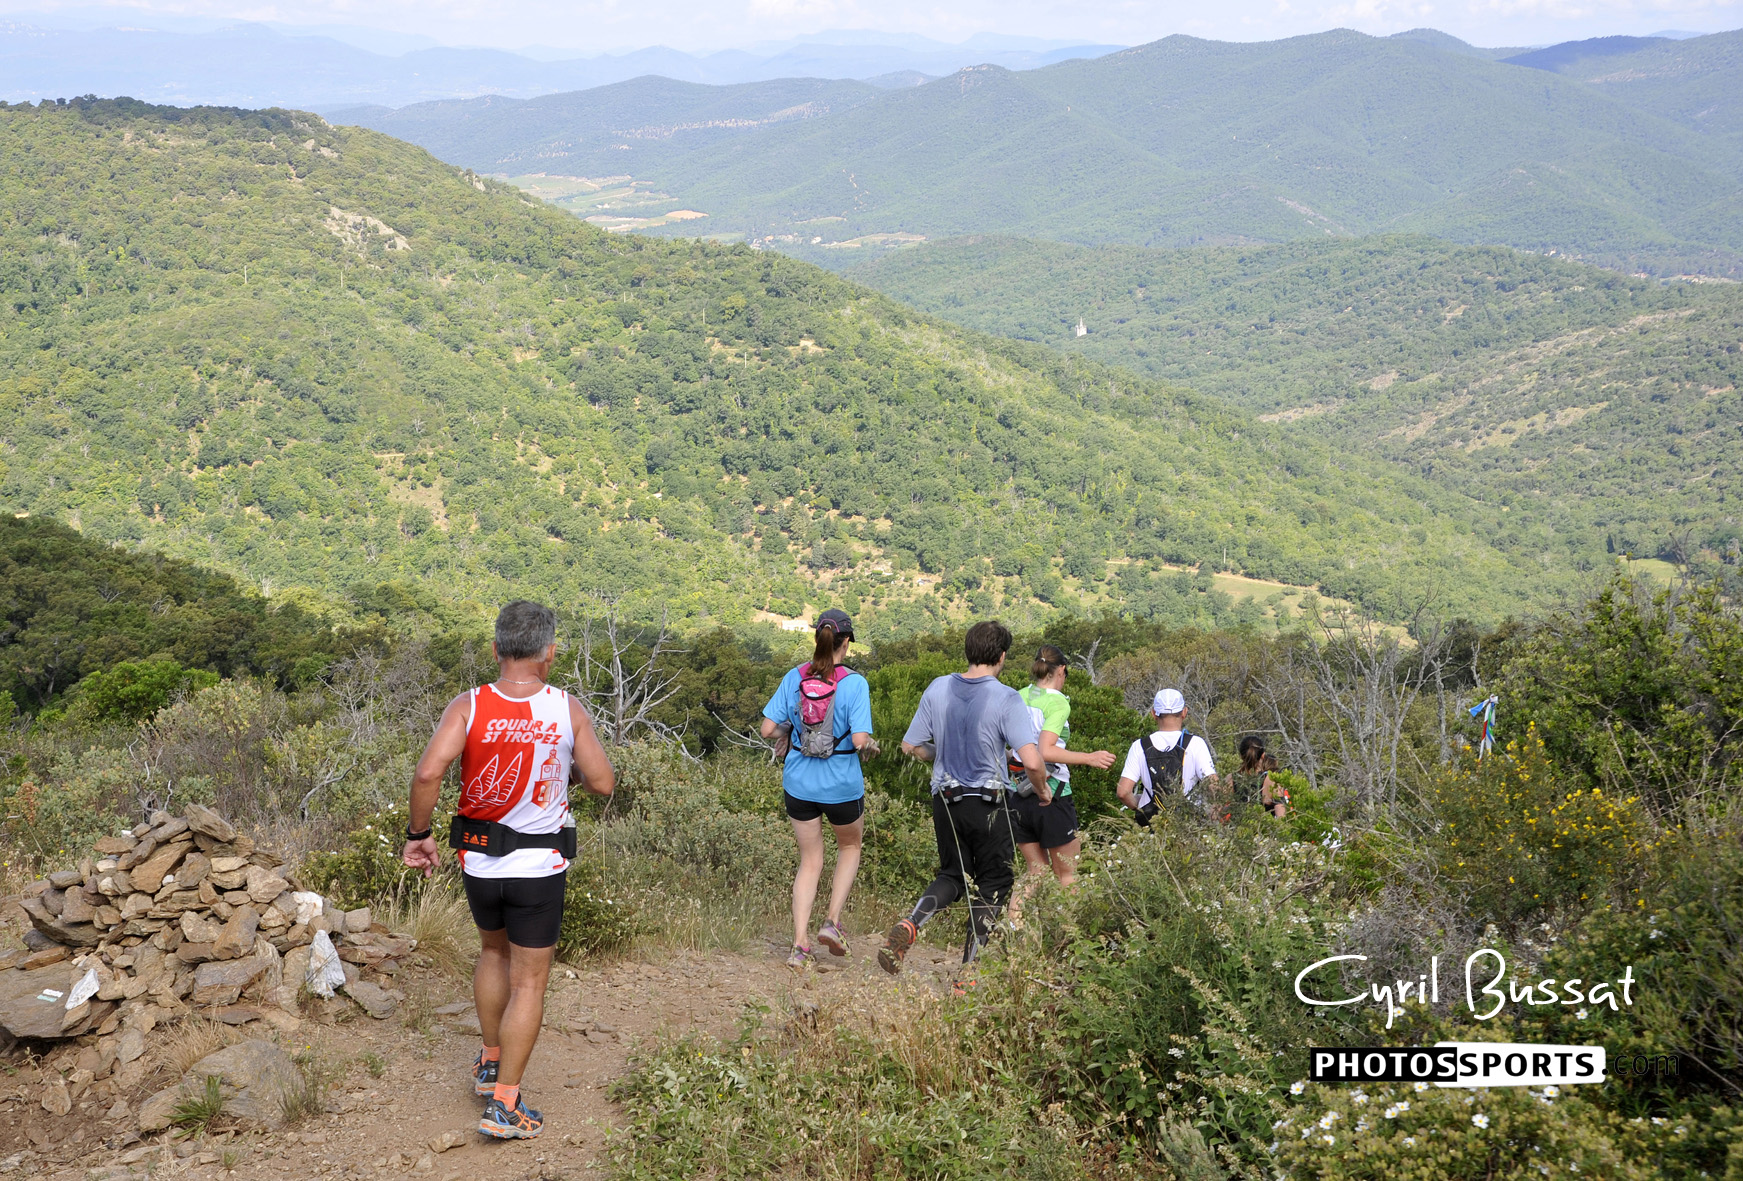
[879,621,1050,978]
[905,665,1041,796]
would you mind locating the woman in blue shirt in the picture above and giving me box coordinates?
[760,608,878,968]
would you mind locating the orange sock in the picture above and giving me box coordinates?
[480,1045,501,1063]
[493,1082,520,1108]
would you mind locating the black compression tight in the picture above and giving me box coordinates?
[906,795,1016,964]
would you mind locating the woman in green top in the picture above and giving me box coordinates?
[1007,646,1115,923]
[1225,735,1287,823]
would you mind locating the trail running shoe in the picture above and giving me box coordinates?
[479,1094,543,1140]
[878,919,917,975]
[785,944,815,969]
[473,1051,499,1097]
[817,921,849,957]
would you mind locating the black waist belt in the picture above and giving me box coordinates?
[937,783,1007,805]
[450,815,578,859]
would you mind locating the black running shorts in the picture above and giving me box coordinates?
[1008,791,1080,850]
[461,870,567,949]
[782,791,865,827]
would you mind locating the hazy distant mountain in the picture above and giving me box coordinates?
[1385,28,1537,60]
[359,28,1743,277]
[1504,35,1673,71]
[1500,28,1743,150]
[0,18,1119,108]
[327,77,885,177]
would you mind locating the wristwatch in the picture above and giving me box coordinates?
[405,825,433,842]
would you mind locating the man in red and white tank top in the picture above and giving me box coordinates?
[402,601,614,1141]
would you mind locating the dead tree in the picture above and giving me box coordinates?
[563,598,691,749]
[1307,610,1438,809]
[1069,638,1104,686]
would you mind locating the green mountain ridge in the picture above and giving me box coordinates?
[1509,28,1743,152]
[852,233,1743,568]
[1,98,1569,637]
[342,28,1743,278]
[325,75,883,181]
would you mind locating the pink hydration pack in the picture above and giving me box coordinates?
[795,663,853,758]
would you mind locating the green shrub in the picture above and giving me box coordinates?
[857,790,937,899]
[1490,573,1743,818]
[68,658,219,725]
[1274,770,1334,843]
[1273,1075,1742,1180]
[1525,827,1743,1110]
[556,856,636,961]
[1048,821,1363,1155]
[609,998,1088,1181]
[0,745,151,865]
[304,802,435,910]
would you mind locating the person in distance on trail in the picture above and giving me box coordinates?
[1115,688,1216,827]
[402,600,615,1142]
[880,620,1050,981]
[1007,645,1116,927]
[1224,735,1287,824]
[759,608,879,969]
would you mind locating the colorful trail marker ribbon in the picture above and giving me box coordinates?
[1469,695,1498,760]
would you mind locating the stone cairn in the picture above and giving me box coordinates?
[1,803,415,1069]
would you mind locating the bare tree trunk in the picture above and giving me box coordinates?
[562,596,693,752]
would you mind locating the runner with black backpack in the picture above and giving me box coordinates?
[760,608,878,969]
[1116,688,1218,826]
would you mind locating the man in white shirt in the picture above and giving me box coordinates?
[1116,688,1216,822]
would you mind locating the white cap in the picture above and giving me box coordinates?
[1151,688,1186,715]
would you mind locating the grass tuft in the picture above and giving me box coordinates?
[162,1017,241,1077]
[280,1050,339,1127]
[171,1075,226,1136]
[377,881,478,979]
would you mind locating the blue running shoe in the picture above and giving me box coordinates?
[480,1094,543,1139]
[473,1051,499,1097]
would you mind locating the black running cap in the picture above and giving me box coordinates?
[816,608,854,638]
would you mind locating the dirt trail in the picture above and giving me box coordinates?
[10,933,967,1181]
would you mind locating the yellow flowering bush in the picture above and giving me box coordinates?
[1434,725,1656,924]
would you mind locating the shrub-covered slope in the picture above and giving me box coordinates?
[855,234,1743,570]
[0,98,1580,627]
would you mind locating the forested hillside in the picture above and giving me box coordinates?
[0,514,359,711]
[1506,28,1743,152]
[327,76,883,180]
[855,234,1743,569]
[345,28,1743,278]
[0,98,1560,635]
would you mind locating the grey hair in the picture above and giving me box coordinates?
[495,600,557,660]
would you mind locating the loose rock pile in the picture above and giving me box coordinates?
[1,804,416,1069]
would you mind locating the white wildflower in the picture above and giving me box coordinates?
[1472,1113,1490,1129]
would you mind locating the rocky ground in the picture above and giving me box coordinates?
[0,929,969,1181]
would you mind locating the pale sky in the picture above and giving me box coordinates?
[5,0,1740,52]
